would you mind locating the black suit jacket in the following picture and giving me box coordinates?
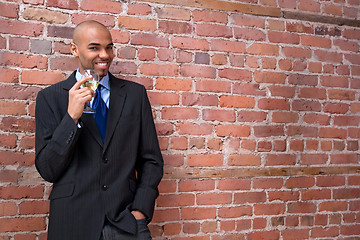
[35,72,163,240]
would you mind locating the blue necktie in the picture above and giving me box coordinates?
[92,85,108,142]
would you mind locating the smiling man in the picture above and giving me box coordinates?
[35,20,163,240]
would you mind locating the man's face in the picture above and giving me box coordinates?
[71,27,114,78]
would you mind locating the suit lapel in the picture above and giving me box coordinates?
[103,74,127,151]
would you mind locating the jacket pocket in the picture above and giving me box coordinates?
[49,182,75,200]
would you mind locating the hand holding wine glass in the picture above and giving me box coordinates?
[82,69,100,114]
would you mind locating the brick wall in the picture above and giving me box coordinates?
[0,0,360,239]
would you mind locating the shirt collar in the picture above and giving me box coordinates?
[75,69,110,90]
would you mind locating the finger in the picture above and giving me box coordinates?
[72,75,93,90]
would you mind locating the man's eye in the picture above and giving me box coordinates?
[89,47,98,50]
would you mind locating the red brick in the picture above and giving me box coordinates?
[118,16,156,31]
[228,154,261,166]
[301,35,331,48]
[155,7,191,21]
[203,109,236,122]
[253,178,283,189]
[315,49,343,63]
[334,116,360,126]
[19,200,49,215]
[176,122,213,135]
[0,202,17,217]
[247,43,279,56]
[157,193,195,207]
[282,46,312,59]
[218,68,251,81]
[140,63,178,76]
[303,113,330,125]
[50,56,77,71]
[197,193,232,205]
[217,179,251,191]
[340,224,360,235]
[333,188,360,200]
[181,65,215,79]
[152,209,180,222]
[238,111,267,122]
[334,39,359,52]
[159,20,192,34]
[0,133,17,148]
[157,49,174,61]
[248,230,280,240]
[0,68,19,84]
[254,203,285,215]
[218,206,252,218]
[196,80,231,93]
[292,99,321,112]
[172,36,209,51]
[319,127,347,139]
[272,112,299,123]
[138,48,155,61]
[298,87,326,99]
[80,0,122,13]
[1,52,47,69]
[183,222,200,234]
[234,83,266,96]
[22,70,65,85]
[193,10,228,24]
[231,13,265,28]
[211,39,245,53]
[0,217,46,232]
[182,93,218,106]
[163,222,181,236]
[268,31,300,44]
[162,154,184,167]
[158,180,176,193]
[234,27,266,41]
[181,207,216,220]
[331,154,358,164]
[0,100,26,116]
[110,61,137,75]
[300,153,328,165]
[268,190,300,202]
[196,23,232,38]
[127,3,152,15]
[155,78,192,91]
[265,154,296,166]
[47,0,78,9]
[258,98,290,110]
[288,73,318,86]
[71,14,115,27]
[161,107,198,120]
[288,202,316,213]
[298,0,321,12]
[301,189,331,201]
[254,71,286,84]
[324,102,349,114]
[319,201,347,212]
[148,92,179,106]
[220,95,254,108]
[0,117,35,133]
[109,29,130,44]
[285,176,315,189]
[132,33,169,47]
[178,179,215,192]
[0,19,43,37]
[282,229,310,240]
[254,125,284,137]
[188,154,223,167]
[262,57,277,69]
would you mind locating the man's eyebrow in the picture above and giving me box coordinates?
[87,42,114,46]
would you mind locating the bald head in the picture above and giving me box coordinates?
[73,20,109,45]
[70,20,114,78]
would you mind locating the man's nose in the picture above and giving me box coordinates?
[99,48,109,58]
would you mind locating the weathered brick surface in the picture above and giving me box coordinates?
[0,0,359,239]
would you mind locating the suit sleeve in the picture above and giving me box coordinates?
[131,86,164,221]
[35,89,81,183]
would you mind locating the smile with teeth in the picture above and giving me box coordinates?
[96,62,108,67]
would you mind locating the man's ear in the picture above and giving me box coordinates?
[70,42,79,57]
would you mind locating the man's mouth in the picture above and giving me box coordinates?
[95,62,108,68]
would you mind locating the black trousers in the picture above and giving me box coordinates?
[100,219,152,240]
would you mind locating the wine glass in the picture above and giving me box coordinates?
[82,69,100,114]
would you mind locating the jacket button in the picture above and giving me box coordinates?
[103,157,108,163]
[102,185,108,191]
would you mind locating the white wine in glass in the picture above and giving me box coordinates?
[82,69,100,114]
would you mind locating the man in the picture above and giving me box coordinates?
[35,20,163,240]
